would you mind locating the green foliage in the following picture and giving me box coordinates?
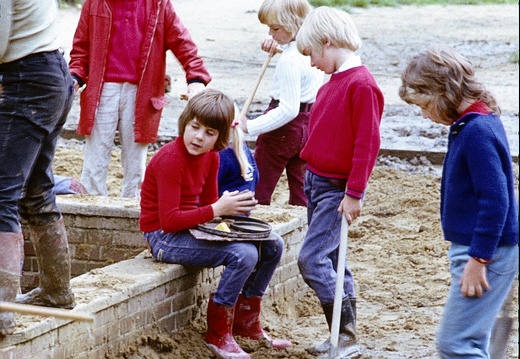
[309,0,516,8]
[509,50,519,64]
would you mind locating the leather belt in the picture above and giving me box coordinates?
[269,99,313,113]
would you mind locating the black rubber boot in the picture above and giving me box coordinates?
[306,296,360,358]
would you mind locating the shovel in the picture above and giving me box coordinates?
[329,215,349,358]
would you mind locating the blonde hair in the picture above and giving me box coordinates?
[399,46,500,123]
[178,89,235,151]
[258,0,311,39]
[296,6,361,55]
[231,103,254,181]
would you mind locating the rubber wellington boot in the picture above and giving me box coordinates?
[306,296,361,358]
[0,232,23,337]
[205,294,250,359]
[16,218,75,309]
[233,294,292,350]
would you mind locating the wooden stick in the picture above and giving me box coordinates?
[329,216,349,358]
[180,47,282,104]
[240,47,283,118]
[0,302,94,322]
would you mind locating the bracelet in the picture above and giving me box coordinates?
[472,257,491,264]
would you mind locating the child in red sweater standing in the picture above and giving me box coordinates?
[295,7,384,358]
[140,89,291,359]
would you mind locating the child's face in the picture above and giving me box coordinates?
[417,101,450,126]
[304,45,337,75]
[267,24,293,45]
[183,118,219,155]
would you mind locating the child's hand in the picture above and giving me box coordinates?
[186,82,206,99]
[261,37,279,56]
[460,259,490,297]
[338,195,362,225]
[212,190,257,217]
[237,113,248,133]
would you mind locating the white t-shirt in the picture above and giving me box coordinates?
[0,0,59,63]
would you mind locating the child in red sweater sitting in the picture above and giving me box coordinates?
[139,89,290,359]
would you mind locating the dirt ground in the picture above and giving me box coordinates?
[49,1,518,358]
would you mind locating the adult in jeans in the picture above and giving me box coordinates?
[0,0,76,337]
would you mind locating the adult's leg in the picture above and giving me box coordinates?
[16,51,75,308]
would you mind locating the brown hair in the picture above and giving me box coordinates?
[178,89,235,151]
[399,46,500,123]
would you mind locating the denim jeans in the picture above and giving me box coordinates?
[0,50,74,232]
[298,170,355,305]
[437,243,519,358]
[144,229,284,307]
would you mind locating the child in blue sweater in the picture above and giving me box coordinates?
[399,46,518,359]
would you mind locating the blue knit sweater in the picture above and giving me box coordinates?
[440,112,518,260]
[217,144,259,196]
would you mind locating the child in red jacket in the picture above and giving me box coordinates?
[69,0,211,198]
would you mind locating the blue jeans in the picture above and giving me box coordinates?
[298,171,355,305]
[437,243,519,358]
[144,229,284,307]
[0,50,74,232]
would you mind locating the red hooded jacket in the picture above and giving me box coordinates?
[69,0,211,143]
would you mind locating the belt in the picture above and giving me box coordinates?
[269,99,313,113]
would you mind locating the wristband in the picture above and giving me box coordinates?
[472,257,491,264]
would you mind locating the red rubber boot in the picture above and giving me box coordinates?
[205,294,250,359]
[233,294,292,350]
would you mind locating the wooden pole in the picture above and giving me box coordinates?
[329,216,349,358]
[0,301,94,322]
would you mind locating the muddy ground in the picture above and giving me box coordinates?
[49,1,519,358]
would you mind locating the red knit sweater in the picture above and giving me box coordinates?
[139,137,219,233]
[301,66,384,198]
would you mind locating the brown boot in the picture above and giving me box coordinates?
[233,294,292,350]
[16,218,75,309]
[205,294,250,359]
[0,232,23,337]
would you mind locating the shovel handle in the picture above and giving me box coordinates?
[240,47,283,118]
[0,301,94,322]
[329,216,349,358]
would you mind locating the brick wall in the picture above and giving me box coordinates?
[20,196,144,291]
[4,196,309,358]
